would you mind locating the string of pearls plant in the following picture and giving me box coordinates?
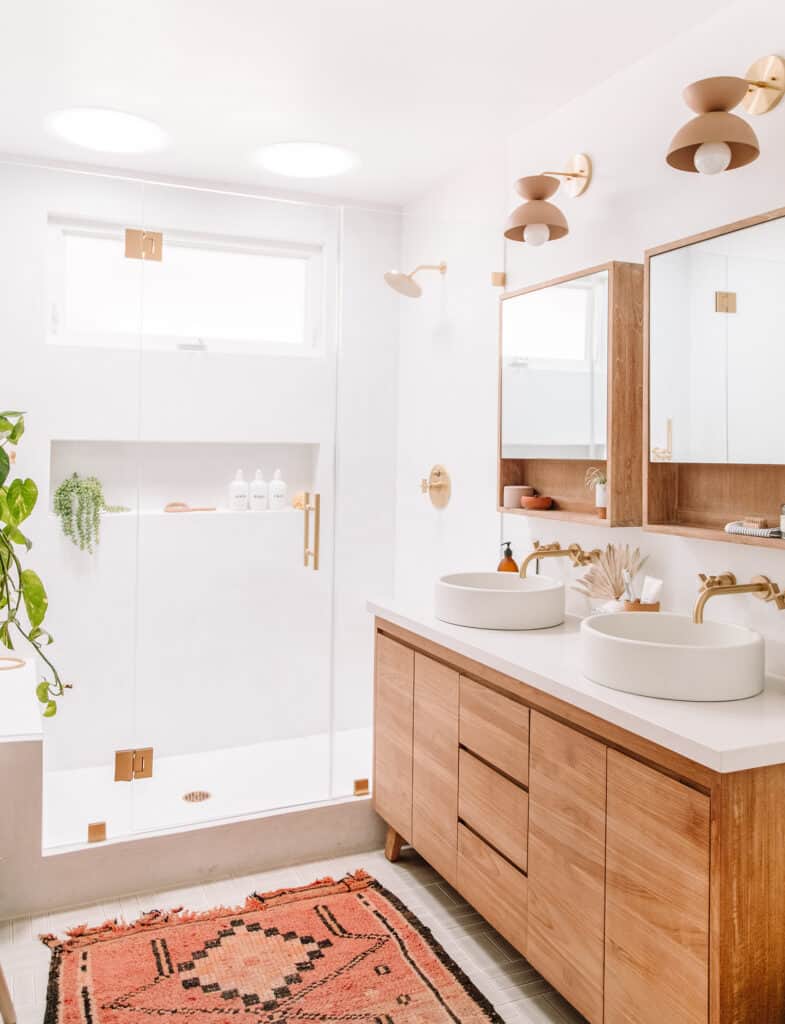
[53,473,128,553]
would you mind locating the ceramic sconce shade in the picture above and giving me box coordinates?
[667,76,760,172]
[504,174,568,243]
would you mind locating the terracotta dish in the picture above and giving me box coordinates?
[520,495,553,511]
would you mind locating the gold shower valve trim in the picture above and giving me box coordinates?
[421,465,451,509]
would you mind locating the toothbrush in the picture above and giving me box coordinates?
[622,570,635,602]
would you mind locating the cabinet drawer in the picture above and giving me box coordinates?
[459,749,528,872]
[459,676,529,786]
[457,823,527,955]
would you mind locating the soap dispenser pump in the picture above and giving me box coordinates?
[498,541,519,573]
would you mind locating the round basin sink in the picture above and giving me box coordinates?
[581,613,765,701]
[435,572,564,630]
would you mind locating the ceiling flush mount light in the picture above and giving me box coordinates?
[384,262,447,299]
[667,54,785,174]
[46,108,167,154]
[504,154,592,246]
[257,142,356,178]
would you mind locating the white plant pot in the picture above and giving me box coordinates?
[595,483,608,508]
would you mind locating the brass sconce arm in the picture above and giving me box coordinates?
[520,541,601,578]
[693,572,785,624]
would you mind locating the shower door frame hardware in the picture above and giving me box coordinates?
[303,492,321,571]
[714,290,737,314]
[114,747,154,781]
[125,228,163,262]
[87,821,107,843]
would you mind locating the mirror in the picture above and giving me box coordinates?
[500,269,608,460]
[649,213,785,464]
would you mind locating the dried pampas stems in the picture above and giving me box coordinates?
[573,544,647,601]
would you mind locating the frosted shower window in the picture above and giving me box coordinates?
[48,219,320,355]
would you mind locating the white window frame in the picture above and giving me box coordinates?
[47,215,324,358]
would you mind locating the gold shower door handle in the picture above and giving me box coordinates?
[303,492,320,571]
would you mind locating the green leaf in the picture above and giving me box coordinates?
[36,681,50,703]
[0,417,12,434]
[7,478,37,524]
[0,621,12,649]
[4,524,31,550]
[0,411,24,419]
[42,700,57,718]
[0,447,8,488]
[21,569,47,627]
[8,416,24,444]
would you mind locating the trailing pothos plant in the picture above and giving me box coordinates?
[0,411,68,716]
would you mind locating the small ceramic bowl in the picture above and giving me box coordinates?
[520,495,553,511]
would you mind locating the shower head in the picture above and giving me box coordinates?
[384,261,447,298]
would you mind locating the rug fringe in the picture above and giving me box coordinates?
[39,869,373,950]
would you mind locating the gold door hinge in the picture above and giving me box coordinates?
[114,747,154,781]
[87,821,107,843]
[715,291,737,313]
[125,228,163,261]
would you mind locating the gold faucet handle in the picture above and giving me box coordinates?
[698,572,736,590]
[568,545,601,567]
[751,575,785,609]
[533,541,561,553]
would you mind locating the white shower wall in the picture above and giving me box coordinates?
[0,163,399,782]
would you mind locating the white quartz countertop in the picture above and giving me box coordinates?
[368,599,785,773]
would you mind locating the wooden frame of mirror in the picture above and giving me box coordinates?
[644,205,785,549]
[498,261,644,526]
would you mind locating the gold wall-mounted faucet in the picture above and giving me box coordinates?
[520,540,601,579]
[693,572,785,624]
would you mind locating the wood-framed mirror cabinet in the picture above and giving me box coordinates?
[498,261,643,527]
[644,206,785,548]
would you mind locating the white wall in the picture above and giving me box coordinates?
[394,0,785,668]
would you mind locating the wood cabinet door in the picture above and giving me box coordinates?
[527,712,607,1024]
[605,750,710,1024]
[412,653,459,886]
[373,633,414,843]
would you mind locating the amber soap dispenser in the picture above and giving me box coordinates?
[497,541,519,573]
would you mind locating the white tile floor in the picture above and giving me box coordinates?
[0,846,586,1023]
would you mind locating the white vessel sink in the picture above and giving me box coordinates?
[435,572,564,630]
[581,613,765,701]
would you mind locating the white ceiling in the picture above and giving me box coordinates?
[0,0,731,207]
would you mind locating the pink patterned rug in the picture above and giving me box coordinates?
[42,870,503,1022]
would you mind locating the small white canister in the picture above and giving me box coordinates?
[503,485,534,509]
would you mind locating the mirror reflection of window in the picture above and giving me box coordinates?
[501,270,608,460]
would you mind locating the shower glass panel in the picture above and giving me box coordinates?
[4,164,147,850]
[129,183,339,834]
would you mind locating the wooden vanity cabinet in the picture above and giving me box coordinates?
[412,653,459,886]
[527,713,607,1024]
[605,751,710,1024]
[373,618,785,1024]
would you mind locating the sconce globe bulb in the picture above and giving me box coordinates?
[693,140,732,175]
[523,223,550,246]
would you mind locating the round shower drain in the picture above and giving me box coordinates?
[183,790,211,803]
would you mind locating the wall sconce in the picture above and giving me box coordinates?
[504,153,592,246]
[666,54,784,175]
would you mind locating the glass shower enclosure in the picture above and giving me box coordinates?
[2,162,376,849]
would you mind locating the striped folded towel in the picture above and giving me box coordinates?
[724,521,783,539]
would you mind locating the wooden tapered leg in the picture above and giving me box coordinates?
[0,963,16,1024]
[384,826,404,862]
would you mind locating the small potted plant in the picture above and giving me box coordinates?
[585,466,608,519]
